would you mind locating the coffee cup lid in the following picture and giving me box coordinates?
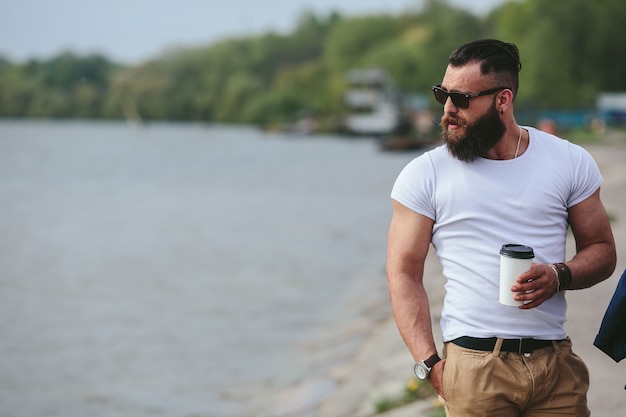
[500,244,534,259]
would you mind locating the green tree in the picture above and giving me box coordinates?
[1,0,625,123]
[492,0,626,109]
[586,0,626,91]
[324,15,404,71]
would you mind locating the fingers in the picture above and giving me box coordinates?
[511,264,557,309]
[429,360,446,399]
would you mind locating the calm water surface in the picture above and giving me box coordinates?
[0,121,420,417]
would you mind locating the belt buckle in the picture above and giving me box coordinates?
[519,338,534,355]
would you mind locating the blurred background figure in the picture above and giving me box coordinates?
[537,118,557,135]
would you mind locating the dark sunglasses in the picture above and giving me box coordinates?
[431,85,507,109]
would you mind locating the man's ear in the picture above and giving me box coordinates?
[500,89,513,106]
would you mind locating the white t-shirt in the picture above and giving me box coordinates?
[391,127,603,341]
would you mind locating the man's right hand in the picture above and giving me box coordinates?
[429,359,446,400]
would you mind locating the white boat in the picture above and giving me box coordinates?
[343,68,402,135]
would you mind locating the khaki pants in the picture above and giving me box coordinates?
[441,338,590,417]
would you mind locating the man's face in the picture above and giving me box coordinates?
[437,63,506,162]
[441,99,506,162]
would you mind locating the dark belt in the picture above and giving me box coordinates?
[451,336,562,354]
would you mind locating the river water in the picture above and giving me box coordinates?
[0,120,420,417]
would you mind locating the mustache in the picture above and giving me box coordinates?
[440,114,466,128]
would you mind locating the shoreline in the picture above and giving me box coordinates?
[317,139,626,417]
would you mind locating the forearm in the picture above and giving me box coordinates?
[507,239,616,309]
[387,270,437,362]
[386,201,437,360]
[566,241,617,290]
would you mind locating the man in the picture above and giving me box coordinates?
[386,39,616,416]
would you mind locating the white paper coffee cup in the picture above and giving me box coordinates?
[499,244,534,306]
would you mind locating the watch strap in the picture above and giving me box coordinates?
[423,353,441,369]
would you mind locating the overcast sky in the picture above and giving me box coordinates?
[0,0,507,63]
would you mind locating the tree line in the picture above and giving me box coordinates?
[1,0,625,129]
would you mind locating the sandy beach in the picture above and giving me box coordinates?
[318,135,626,417]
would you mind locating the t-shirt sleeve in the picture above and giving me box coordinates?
[566,143,604,208]
[390,153,437,220]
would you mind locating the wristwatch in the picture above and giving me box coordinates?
[414,353,441,380]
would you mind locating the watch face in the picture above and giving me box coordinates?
[414,363,427,380]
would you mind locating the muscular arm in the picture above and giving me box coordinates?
[566,187,616,289]
[514,188,616,308]
[386,200,444,394]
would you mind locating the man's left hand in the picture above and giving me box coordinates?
[511,263,558,309]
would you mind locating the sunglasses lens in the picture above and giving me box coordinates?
[433,88,448,105]
[432,88,469,109]
[451,94,469,109]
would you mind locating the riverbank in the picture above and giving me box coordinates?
[317,137,626,417]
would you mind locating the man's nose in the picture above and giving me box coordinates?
[443,97,458,114]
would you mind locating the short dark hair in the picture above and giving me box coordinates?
[448,39,521,96]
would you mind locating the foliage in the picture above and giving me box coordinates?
[0,52,118,119]
[1,0,626,127]
[429,403,447,417]
[492,0,626,109]
[374,377,436,414]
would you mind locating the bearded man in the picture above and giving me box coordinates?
[386,39,616,417]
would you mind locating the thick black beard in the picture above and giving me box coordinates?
[442,103,506,162]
